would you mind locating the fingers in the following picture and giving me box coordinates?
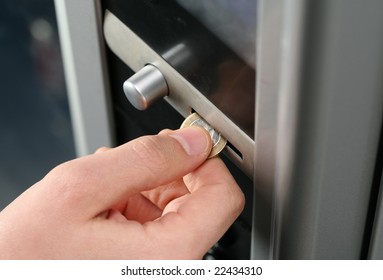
[94,140,188,217]
[141,179,189,210]
[119,194,163,223]
[158,129,174,135]
[44,127,213,219]
[144,158,245,259]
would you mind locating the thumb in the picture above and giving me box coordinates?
[43,127,213,218]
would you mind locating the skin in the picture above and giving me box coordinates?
[0,127,244,259]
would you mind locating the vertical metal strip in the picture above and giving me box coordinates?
[252,0,285,259]
[54,0,114,156]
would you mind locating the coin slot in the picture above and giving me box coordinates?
[226,141,244,161]
[189,108,243,161]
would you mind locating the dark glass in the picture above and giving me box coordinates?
[102,0,255,259]
[0,0,75,210]
[104,0,256,138]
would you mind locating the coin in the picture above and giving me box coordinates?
[180,113,227,158]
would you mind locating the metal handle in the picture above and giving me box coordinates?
[123,64,168,110]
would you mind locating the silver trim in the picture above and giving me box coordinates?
[103,10,255,178]
[55,0,114,156]
[252,0,284,260]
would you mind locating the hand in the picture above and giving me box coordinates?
[0,127,244,259]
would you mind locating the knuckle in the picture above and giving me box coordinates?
[220,179,245,215]
[216,181,245,216]
[234,188,246,213]
[43,160,89,204]
[94,146,110,154]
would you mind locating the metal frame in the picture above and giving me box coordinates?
[55,0,114,156]
[257,0,383,259]
[252,0,284,259]
[370,171,383,259]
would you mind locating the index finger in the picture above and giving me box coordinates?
[144,158,245,259]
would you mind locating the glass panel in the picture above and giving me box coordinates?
[0,0,76,210]
[104,0,256,138]
[176,0,256,69]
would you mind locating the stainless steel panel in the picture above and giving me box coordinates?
[272,0,383,259]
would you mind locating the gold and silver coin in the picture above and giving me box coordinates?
[180,112,227,158]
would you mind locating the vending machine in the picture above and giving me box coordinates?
[55,0,383,259]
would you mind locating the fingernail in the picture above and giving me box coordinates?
[169,127,211,156]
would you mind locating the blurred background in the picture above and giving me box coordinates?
[0,0,75,210]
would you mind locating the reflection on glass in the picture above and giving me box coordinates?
[0,0,75,210]
[177,0,256,137]
[177,0,256,68]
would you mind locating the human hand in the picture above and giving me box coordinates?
[0,127,244,259]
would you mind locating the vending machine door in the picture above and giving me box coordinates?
[56,0,383,259]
